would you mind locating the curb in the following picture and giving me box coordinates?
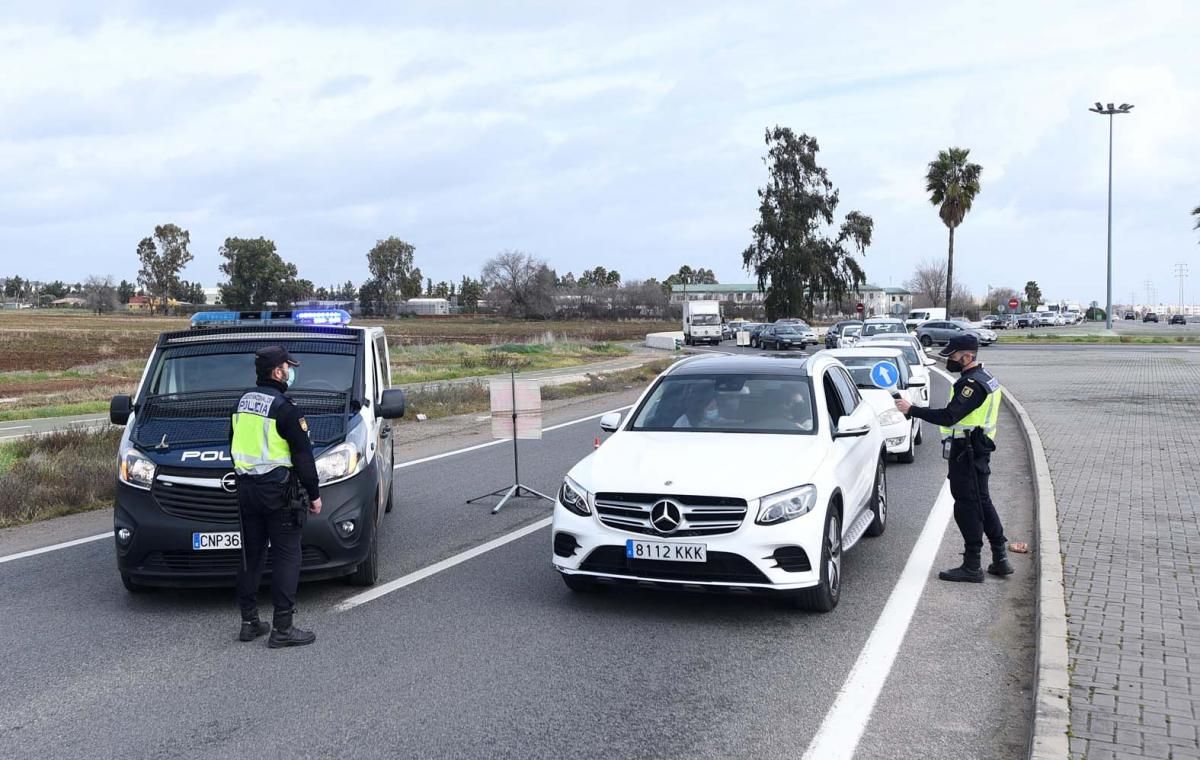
[1001,389,1071,759]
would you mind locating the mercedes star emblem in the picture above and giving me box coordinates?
[220,472,238,493]
[650,499,683,534]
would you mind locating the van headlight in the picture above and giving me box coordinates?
[118,442,156,490]
[757,484,817,525]
[558,476,591,516]
[315,442,362,485]
[877,408,906,427]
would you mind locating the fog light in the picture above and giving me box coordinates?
[337,520,356,537]
[886,436,905,448]
[116,528,132,545]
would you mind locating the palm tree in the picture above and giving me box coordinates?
[926,148,983,311]
[1193,205,1200,233]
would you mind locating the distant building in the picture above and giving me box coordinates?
[202,287,222,304]
[668,283,765,304]
[50,297,87,307]
[854,284,912,317]
[401,297,451,316]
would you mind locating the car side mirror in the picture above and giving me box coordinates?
[377,389,406,419]
[923,357,936,366]
[110,394,132,426]
[833,420,871,439]
[599,412,622,432]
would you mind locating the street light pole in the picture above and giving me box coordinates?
[1089,101,1133,330]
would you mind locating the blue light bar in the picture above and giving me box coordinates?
[189,309,352,329]
[293,309,352,326]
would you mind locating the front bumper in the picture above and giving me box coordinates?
[551,499,825,591]
[113,463,381,588]
[881,419,912,454]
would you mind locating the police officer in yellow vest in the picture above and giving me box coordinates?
[895,334,1014,583]
[230,346,322,647]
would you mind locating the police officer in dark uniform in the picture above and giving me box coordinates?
[895,334,1014,583]
[230,346,322,647]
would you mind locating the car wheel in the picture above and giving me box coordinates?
[786,504,842,613]
[897,432,915,464]
[866,457,888,537]
[121,573,148,593]
[914,420,923,445]
[384,482,395,514]
[561,573,598,593]
[348,505,380,586]
[919,334,933,347]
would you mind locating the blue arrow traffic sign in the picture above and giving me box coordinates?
[870,361,898,389]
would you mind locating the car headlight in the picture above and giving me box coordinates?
[118,445,156,490]
[756,484,818,525]
[558,476,591,516]
[315,442,363,485]
[878,408,906,427]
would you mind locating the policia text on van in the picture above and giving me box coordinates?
[109,310,404,592]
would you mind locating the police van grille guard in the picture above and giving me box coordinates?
[134,390,349,447]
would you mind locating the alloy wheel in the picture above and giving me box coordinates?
[827,514,842,596]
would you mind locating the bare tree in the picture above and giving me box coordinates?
[481,250,556,319]
[949,282,978,319]
[904,259,947,308]
[83,275,119,314]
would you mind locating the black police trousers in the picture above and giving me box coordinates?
[235,469,302,621]
[947,440,1007,555]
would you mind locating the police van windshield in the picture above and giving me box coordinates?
[148,351,355,396]
[629,374,817,434]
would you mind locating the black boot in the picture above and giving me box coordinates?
[938,550,985,583]
[268,610,316,649]
[238,617,271,642]
[988,543,1014,576]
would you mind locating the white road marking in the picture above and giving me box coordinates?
[335,517,552,611]
[801,481,955,760]
[0,532,110,565]
[392,405,632,470]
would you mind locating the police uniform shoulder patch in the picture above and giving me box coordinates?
[299,417,309,432]
[961,386,974,399]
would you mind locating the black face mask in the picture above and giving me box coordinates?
[946,358,965,373]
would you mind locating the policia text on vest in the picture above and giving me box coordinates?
[229,345,321,648]
[898,336,1014,584]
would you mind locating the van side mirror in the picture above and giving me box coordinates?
[377,389,406,419]
[599,412,622,432]
[110,394,132,426]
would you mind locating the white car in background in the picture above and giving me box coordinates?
[837,323,863,348]
[857,334,935,409]
[551,353,888,613]
[820,347,923,463]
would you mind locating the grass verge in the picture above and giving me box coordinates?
[997,333,1200,344]
[0,428,122,528]
[390,341,630,385]
[0,400,110,422]
[402,358,674,421]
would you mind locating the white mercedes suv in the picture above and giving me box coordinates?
[551,353,887,612]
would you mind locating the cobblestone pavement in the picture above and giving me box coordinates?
[985,347,1200,760]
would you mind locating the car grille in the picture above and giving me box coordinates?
[139,546,329,575]
[579,546,769,585]
[593,492,748,537]
[153,468,240,525]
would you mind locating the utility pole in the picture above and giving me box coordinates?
[1089,102,1134,329]
[1174,263,1188,316]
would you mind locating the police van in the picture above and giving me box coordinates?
[109,309,405,592]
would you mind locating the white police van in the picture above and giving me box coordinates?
[109,309,405,592]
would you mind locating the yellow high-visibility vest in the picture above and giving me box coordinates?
[939,375,1002,441]
[230,390,293,475]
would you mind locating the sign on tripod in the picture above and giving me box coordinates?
[490,379,542,439]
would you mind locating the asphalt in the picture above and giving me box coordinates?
[0,353,1035,759]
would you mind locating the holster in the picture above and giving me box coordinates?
[969,426,996,456]
[286,473,310,528]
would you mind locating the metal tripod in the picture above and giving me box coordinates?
[465,370,553,514]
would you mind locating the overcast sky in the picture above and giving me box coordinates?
[2,0,1197,305]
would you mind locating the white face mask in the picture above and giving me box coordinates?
[286,367,296,387]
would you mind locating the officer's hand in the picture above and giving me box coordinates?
[309,497,322,514]
[895,398,912,415]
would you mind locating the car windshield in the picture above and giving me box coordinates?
[842,325,862,337]
[629,373,817,434]
[691,314,720,325]
[862,322,903,336]
[834,356,903,389]
[867,344,921,365]
[148,349,355,396]
[775,327,800,335]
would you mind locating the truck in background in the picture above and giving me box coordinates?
[682,300,722,346]
[904,307,946,331]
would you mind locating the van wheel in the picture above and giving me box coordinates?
[348,509,380,586]
[784,506,841,612]
[919,334,933,347]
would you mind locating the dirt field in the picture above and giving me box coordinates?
[0,311,673,416]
